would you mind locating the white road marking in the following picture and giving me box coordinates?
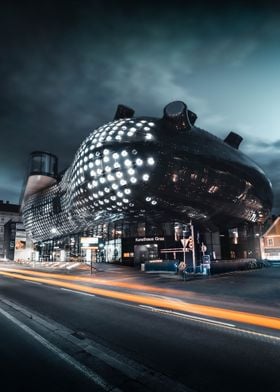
[0,306,121,391]
[60,288,95,297]
[24,280,42,285]
[139,305,280,343]
[139,305,236,327]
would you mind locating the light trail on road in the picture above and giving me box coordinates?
[0,267,196,297]
[1,269,280,332]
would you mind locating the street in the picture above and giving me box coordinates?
[0,263,280,391]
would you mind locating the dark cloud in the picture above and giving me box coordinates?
[0,1,280,215]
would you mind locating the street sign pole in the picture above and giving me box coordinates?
[181,232,186,267]
[190,220,196,272]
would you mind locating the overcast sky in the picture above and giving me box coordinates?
[1,1,280,214]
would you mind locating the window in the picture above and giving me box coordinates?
[268,238,274,247]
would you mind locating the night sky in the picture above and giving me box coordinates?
[1,1,280,214]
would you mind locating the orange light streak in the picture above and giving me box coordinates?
[1,269,280,331]
[0,267,195,297]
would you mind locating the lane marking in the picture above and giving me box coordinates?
[139,305,280,343]
[139,305,236,328]
[60,288,95,297]
[0,306,120,391]
[24,280,42,286]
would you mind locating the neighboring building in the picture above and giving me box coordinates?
[0,201,20,259]
[20,101,273,265]
[4,219,33,261]
[260,216,280,260]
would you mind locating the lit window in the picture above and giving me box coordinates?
[268,238,274,246]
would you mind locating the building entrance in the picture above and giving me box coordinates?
[134,244,158,264]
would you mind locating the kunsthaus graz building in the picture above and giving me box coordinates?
[21,101,273,265]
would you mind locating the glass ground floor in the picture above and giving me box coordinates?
[31,221,222,266]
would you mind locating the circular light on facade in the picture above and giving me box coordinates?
[117,191,123,198]
[103,149,109,155]
[113,153,119,160]
[131,177,137,183]
[120,179,127,186]
[107,174,115,181]
[151,200,157,205]
[124,159,132,167]
[89,162,94,169]
[128,168,135,175]
[112,183,118,190]
[103,156,110,163]
[121,150,128,157]
[95,159,101,166]
[147,157,155,165]
[145,133,152,140]
[100,177,106,184]
[116,171,123,178]
[146,197,151,202]
[136,159,143,166]
[143,174,149,181]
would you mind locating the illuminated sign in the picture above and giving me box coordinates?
[80,237,99,248]
[135,237,164,243]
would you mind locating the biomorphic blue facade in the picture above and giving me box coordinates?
[21,101,273,242]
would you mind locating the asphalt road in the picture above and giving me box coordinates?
[0,307,98,392]
[0,266,280,391]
